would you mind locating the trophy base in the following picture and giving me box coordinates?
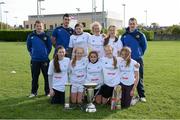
[64,103,72,110]
[85,103,96,112]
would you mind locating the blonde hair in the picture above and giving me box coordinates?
[71,47,84,67]
[120,47,132,67]
[104,45,117,69]
[90,21,102,34]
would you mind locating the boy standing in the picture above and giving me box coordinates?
[27,20,52,98]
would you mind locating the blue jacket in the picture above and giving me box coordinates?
[121,28,147,60]
[52,26,73,50]
[27,31,52,61]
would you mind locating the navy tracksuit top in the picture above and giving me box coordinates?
[26,31,52,61]
[121,28,147,60]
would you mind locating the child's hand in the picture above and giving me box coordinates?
[130,89,134,97]
[50,89,55,97]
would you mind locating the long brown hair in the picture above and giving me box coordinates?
[104,25,118,46]
[53,46,65,73]
[120,47,131,67]
[104,45,117,69]
[71,47,84,67]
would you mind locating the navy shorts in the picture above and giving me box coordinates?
[99,84,114,98]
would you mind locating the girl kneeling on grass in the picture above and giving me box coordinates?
[69,47,88,106]
[99,45,121,104]
[119,47,139,108]
[48,46,70,104]
[86,51,103,104]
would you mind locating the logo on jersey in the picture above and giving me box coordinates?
[136,35,140,39]
[31,36,34,39]
[44,37,47,41]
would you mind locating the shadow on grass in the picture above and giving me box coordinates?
[0,96,120,119]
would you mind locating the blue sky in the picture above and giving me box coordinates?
[1,0,180,27]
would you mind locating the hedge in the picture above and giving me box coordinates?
[0,29,154,42]
[0,30,32,42]
[142,30,154,41]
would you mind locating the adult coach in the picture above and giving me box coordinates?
[27,20,52,98]
[51,13,74,57]
[121,18,147,102]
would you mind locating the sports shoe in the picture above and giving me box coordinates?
[28,94,37,98]
[131,96,139,106]
[140,97,146,102]
[46,94,51,97]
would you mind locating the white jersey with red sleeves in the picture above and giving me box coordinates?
[69,32,90,56]
[119,58,139,86]
[101,57,120,87]
[70,57,88,85]
[108,37,123,57]
[86,61,103,89]
[48,57,70,92]
[88,34,104,58]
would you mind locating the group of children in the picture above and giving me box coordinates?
[48,21,140,108]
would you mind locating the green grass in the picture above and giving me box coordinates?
[0,41,180,119]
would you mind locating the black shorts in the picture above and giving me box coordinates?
[51,89,65,104]
[94,88,101,96]
[99,84,114,98]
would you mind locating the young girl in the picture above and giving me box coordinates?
[88,21,105,58]
[69,23,90,57]
[48,46,70,104]
[69,47,88,105]
[119,47,139,108]
[99,45,121,104]
[104,25,123,57]
[86,51,103,104]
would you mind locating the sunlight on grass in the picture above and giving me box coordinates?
[0,41,180,119]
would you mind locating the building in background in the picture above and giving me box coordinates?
[24,11,123,30]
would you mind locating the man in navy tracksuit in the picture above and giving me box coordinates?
[51,13,74,57]
[27,20,52,98]
[121,18,147,102]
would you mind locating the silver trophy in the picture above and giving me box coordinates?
[64,82,71,109]
[84,83,98,112]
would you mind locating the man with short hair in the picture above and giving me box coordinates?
[51,13,74,57]
[27,20,52,98]
[121,17,147,102]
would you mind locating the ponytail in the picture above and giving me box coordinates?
[71,55,77,67]
[113,56,118,69]
[54,54,61,73]
[104,35,110,46]
[126,54,131,67]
